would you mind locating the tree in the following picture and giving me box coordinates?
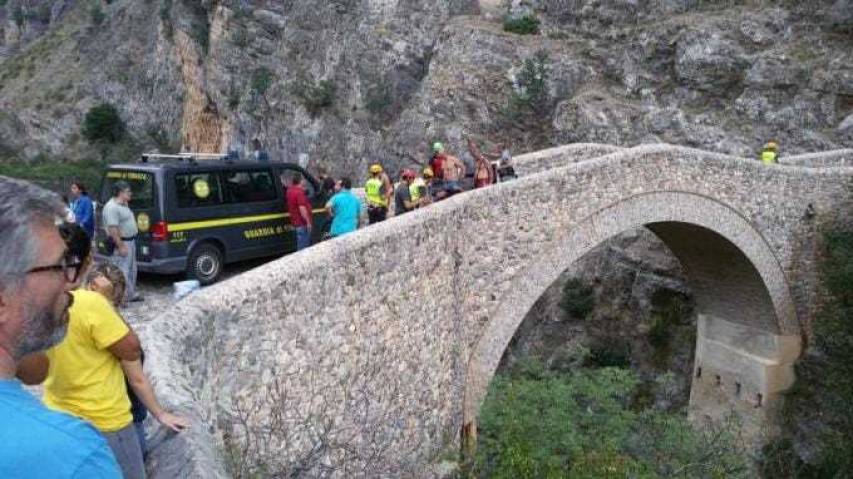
[82,103,125,144]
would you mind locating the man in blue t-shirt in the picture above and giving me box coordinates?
[0,176,120,478]
[326,177,362,237]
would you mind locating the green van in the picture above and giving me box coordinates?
[94,154,330,285]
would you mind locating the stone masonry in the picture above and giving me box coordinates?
[140,143,853,477]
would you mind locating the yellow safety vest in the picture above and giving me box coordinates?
[410,178,425,202]
[365,177,386,207]
[761,150,777,165]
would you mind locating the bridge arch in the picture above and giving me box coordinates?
[463,190,801,443]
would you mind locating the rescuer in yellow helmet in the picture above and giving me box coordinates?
[364,163,392,224]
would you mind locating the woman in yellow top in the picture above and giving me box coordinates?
[17,224,188,479]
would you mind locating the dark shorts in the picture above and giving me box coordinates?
[367,206,387,224]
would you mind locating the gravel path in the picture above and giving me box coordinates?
[123,257,271,328]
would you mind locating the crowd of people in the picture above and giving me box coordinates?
[287,138,512,251]
[0,176,188,478]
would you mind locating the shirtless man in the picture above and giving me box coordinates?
[467,137,497,188]
[441,150,466,196]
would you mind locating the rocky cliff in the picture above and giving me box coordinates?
[0,0,851,177]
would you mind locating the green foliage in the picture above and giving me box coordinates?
[89,2,105,26]
[475,361,749,478]
[250,67,274,96]
[12,5,24,27]
[503,14,541,35]
[82,103,125,144]
[507,50,551,116]
[647,289,692,365]
[294,79,337,115]
[559,277,595,320]
[771,228,853,475]
[820,231,853,309]
[0,157,107,195]
[159,0,173,39]
[227,82,241,109]
[26,4,51,24]
[365,78,393,116]
[587,340,631,369]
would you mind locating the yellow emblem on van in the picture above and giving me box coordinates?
[193,179,211,199]
[137,213,150,232]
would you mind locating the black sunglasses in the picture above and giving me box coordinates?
[27,255,85,283]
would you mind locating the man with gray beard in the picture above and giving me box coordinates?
[0,176,121,477]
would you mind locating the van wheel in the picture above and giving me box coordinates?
[187,243,223,286]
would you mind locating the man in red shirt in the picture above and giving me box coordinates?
[285,174,313,251]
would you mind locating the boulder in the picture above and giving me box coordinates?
[552,92,642,145]
[745,56,806,89]
[675,29,748,91]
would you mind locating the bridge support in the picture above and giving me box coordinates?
[688,315,801,446]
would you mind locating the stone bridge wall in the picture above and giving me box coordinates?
[141,144,853,477]
[780,149,853,168]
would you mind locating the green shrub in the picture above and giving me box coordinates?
[82,103,125,144]
[559,277,595,320]
[27,4,51,24]
[503,14,540,35]
[365,78,393,116]
[771,228,853,475]
[0,157,107,195]
[508,50,551,115]
[475,365,749,478]
[12,5,24,27]
[294,79,336,115]
[227,82,241,109]
[250,67,274,96]
[587,340,631,369]
[89,2,105,26]
[159,0,173,38]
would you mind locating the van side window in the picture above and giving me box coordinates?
[175,173,222,208]
[222,170,277,203]
[279,168,316,198]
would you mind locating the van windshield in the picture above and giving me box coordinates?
[101,170,155,210]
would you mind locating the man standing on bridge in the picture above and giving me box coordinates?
[761,140,779,165]
[326,177,361,238]
[103,181,141,304]
[285,174,313,251]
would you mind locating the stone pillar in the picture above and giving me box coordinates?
[688,315,801,447]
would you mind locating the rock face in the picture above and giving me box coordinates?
[0,0,851,176]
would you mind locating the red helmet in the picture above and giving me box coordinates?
[402,169,416,179]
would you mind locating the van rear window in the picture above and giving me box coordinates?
[102,171,155,210]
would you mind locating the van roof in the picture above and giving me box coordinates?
[107,160,306,172]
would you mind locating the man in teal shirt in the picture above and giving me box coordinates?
[0,176,121,478]
[326,177,362,237]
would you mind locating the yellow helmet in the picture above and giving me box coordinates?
[369,164,383,174]
[423,167,434,178]
[766,141,778,150]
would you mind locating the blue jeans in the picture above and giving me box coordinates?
[296,226,311,251]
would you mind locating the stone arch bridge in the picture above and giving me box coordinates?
[142,144,853,477]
